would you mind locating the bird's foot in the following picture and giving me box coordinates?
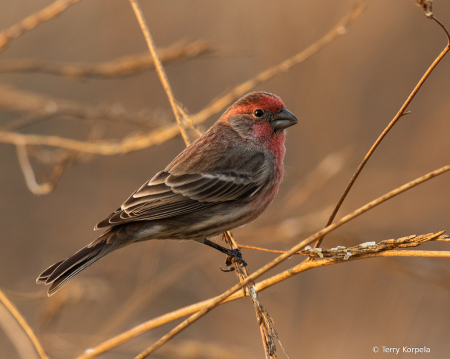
[227,248,247,267]
[203,238,247,269]
[220,265,235,272]
[220,248,247,272]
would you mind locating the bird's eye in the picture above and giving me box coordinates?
[253,109,264,118]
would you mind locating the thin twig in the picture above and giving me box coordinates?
[223,232,286,359]
[91,254,199,345]
[0,84,163,130]
[77,231,448,359]
[129,0,190,146]
[191,2,365,127]
[0,303,40,359]
[0,289,49,359]
[0,3,365,155]
[0,288,47,301]
[0,40,210,79]
[315,4,450,248]
[16,141,72,195]
[239,245,295,255]
[0,0,83,52]
[282,148,351,212]
[132,164,450,358]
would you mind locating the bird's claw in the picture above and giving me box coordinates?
[220,265,235,272]
[226,248,247,267]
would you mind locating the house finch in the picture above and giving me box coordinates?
[37,92,298,296]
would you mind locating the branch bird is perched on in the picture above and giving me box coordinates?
[37,92,298,296]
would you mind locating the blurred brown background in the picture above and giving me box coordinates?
[1,0,450,358]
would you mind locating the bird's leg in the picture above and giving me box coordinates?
[203,238,247,268]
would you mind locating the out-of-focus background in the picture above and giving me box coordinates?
[1,1,450,358]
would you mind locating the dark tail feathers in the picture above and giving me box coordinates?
[37,233,119,296]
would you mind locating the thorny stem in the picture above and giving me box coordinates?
[314,11,450,249]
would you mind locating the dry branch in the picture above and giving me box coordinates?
[0,40,210,79]
[0,289,49,359]
[15,141,73,195]
[129,0,190,147]
[223,232,287,359]
[0,84,162,130]
[241,231,449,257]
[191,2,365,128]
[315,1,450,249]
[0,0,83,52]
[76,231,449,359]
[112,164,450,357]
[0,302,40,359]
[0,3,365,156]
[91,254,200,344]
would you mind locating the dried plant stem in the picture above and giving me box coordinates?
[15,141,72,195]
[132,165,450,358]
[129,0,190,146]
[0,0,83,52]
[257,247,450,290]
[0,3,364,156]
[0,84,162,130]
[79,231,448,359]
[223,232,284,359]
[0,40,210,79]
[239,245,450,257]
[315,10,450,248]
[0,289,49,359]
[191,2,365,126]
[239,245,297,255]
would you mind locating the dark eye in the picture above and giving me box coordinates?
[253,109,264,118]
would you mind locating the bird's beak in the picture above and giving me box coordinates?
[270,109,298,131]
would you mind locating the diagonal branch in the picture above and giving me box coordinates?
[191,2,365,126]
[0,40,210,79]
[131,164,450,357]
[0,289,49,359]
[315,2,450,248]
[0,2,365,156]
[222,232,288,359]
[15,141,73,195]
[76,231,448,359]
[129,0,190,146]
[0,0,83,52]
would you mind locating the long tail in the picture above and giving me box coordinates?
[37,229,121,296]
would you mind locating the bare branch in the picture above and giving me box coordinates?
[0,40,210,79]
[222,232,287,359]
[0,304,40,359]
[0,0,83,52]
[76,231,448,359]
[129,0,190,146]
[129,164,450,357]
[315,0,450,248]
[191,2,366,126]
[0,83,162,130]
[15,141,73,195]
[0,3,365,156]
[0,289,49,359]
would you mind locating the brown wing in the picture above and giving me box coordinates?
[95,125,271,229]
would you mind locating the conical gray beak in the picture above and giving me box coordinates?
[270,109,298,130]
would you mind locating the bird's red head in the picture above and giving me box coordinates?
[224,92,286,118]
[220,92,297,142]
[218,92,298,167]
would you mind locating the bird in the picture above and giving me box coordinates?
[37,92,298,296]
